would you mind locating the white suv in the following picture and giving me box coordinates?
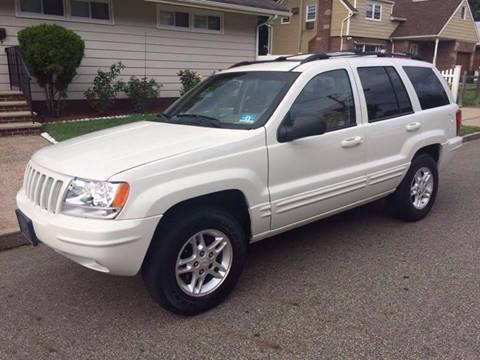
[16,53,463,315]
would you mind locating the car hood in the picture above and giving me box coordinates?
[33,121,254,180]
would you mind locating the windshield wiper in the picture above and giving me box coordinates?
[175,113,223,128]
[154,113,172,123]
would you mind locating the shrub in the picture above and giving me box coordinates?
[123,76,160,113]
[18,24,85,117]
[177,69,202,95]
[85,62,125,113]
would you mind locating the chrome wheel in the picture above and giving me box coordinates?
[175,229,233,297]
[410,167,434,210]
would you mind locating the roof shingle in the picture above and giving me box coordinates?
[391,0,463,38]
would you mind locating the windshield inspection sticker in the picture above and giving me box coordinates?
[239,113,257,124]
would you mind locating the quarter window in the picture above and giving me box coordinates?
[403,67,450,110]
[358,66,413,122]
[306,4,317,22]
[366,3,381,20]
[19,0,64,16]
[288,70,356,133]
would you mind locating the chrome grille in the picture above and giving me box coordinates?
[23,163,66,214]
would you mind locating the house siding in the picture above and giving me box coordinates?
[349,0,399,40]
[271,0,317,54]
[440,0,479,43]
[330,0,349,37]
[0,0,257,100]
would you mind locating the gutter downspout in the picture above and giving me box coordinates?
[298,0,305,53]
[340,12,354,51]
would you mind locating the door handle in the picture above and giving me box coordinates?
[341,136,363,148]
[406,122,422,132]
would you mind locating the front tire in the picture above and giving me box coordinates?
[389,153,438,222]
[142,207,247,316]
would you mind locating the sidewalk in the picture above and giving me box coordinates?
[0,135,49,235]
[461,107,480,127]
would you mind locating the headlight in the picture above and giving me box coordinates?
[63,178,130,219]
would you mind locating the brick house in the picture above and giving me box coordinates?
[272,0,479,70]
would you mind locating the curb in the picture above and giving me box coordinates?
[0,229,28,252]
[463,131,480,142]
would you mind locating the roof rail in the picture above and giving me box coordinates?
[228,51,424,69]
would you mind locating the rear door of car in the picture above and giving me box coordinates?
[349,59,420,197]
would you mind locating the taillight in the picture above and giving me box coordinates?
[456,109,462,136]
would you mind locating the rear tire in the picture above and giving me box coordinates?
[389,154,438,222]
[142,207,247,316]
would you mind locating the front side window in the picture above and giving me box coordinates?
[366,3,381,20]
[19,0,64,16]
[288,70,356,133]
[403,67,450,110]
[71,0,111,20]
[358,66,413,122]
[160,72,299,129]
[306,4,317,22]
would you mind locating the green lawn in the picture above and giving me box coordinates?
[460,125,480,136]
[462,84,477,106]
[43,113,155,141]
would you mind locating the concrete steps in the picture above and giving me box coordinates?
[0,91,40,136]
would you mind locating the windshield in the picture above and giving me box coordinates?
[155,71,299,129]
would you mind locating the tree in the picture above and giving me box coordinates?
[469,0,480,21]
[18,24,85,117]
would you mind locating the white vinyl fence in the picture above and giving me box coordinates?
[441,65,462,102]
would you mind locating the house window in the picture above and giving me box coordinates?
[157,6,223,33]
[16,0,113,23]
[281,16,290,24]
[70,0,111,21]
[461,6,467,20]
[354,43,385,53]
[366,3,381,20]
[158,10,190,28]
[409,43,419,56]
[306,4,317,22]
[193,14,221,31]
[18,0,65,16]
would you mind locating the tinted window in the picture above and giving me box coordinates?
[288,70,356,133]
[385,67,413,115]
[358,66,413,122]
[403,66,450,110]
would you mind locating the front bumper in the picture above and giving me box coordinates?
[16,190,162,276]
[439,136,463,171]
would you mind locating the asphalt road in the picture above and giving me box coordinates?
[1,142,479,360]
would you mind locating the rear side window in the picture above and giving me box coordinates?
[357,66,413,122]
[403,66,450,110]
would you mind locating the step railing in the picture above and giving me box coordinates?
[5,46,33,116]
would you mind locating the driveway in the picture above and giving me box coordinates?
[0,135,49,233]
[1,142,479,359]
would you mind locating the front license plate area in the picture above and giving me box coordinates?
[15,209,40,246]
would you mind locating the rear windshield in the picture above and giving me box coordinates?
[403,66,450,110]
[156,71,299,129]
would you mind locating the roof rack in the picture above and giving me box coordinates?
[229,51,424,69]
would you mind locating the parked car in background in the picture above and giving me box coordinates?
[16,53,462,315]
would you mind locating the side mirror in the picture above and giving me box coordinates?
[277,114,327,142]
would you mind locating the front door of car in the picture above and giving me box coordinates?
[266,66,367,230]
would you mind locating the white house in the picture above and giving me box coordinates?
[0,0,289,108]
